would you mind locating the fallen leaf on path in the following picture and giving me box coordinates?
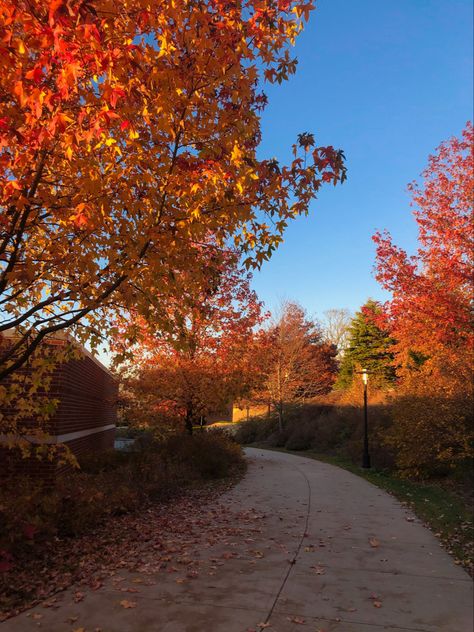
[257,623,271,628]
[41,597,58,609]
[369,537,380,548]
[369,593,383,607]
[90,578,103,590]
[287,615,306,624]
[73,628,85,632]
[310,565,325,575]
[119,599,137,609]
[67,617,79,624]
[1,483,270,620]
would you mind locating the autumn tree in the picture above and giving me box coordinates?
[0,0,346,384]
[373,123,474,475]
[335,300,395,390]
[114,250,265,435]
[255,302,337,431]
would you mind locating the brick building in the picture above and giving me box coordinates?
[1,337,117,477]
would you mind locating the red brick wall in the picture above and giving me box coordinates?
[64,428,115,459]
[0,429,115,481]
[51,355,118,436]
[1,341,118,477]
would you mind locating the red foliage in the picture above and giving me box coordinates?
[373,123,474,474]
[252,302,338,429]
[373,122,474,372]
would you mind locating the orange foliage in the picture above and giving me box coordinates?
[252,302,337,430]
[114,250,265,434]
[0,0,346,383]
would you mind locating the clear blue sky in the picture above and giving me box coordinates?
[252,0,473,320]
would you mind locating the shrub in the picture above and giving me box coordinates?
[0,432,244,565]
[234,397,397,471]
[387,392,474,478]
[285,422,314,451]
[266,430,289,448]
[234,416,279,444]
[160,431,243,479]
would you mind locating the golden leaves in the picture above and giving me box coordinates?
[0,0,345,410]
[231,143,243,165]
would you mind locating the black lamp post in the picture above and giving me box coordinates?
[361,368,371,469]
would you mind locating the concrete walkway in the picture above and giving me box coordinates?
[2,448,472,631]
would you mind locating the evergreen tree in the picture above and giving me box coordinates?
[336,300,395,389]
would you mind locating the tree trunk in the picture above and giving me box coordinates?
[277,400,284,432]
[185,405,193,436]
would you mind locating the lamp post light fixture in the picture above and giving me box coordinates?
[361,368,371,469]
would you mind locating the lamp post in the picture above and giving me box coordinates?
[361,368,371,469]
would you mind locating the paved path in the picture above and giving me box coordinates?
[2,448,472,631]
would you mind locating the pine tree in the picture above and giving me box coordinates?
[336,300,395,389]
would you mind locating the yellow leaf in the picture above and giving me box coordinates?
[66,145,73,161]
[231,143,243,165]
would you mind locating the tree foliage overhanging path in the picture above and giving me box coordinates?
[0,0,346,381]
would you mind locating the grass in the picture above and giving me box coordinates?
[252,444,473,576]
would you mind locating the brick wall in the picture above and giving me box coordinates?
[63,428,115,459]
[52,355,117,436]
[1,340,117,478]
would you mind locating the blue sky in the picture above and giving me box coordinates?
[252,0,473,320]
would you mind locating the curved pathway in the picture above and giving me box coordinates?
[2,448,472,631]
